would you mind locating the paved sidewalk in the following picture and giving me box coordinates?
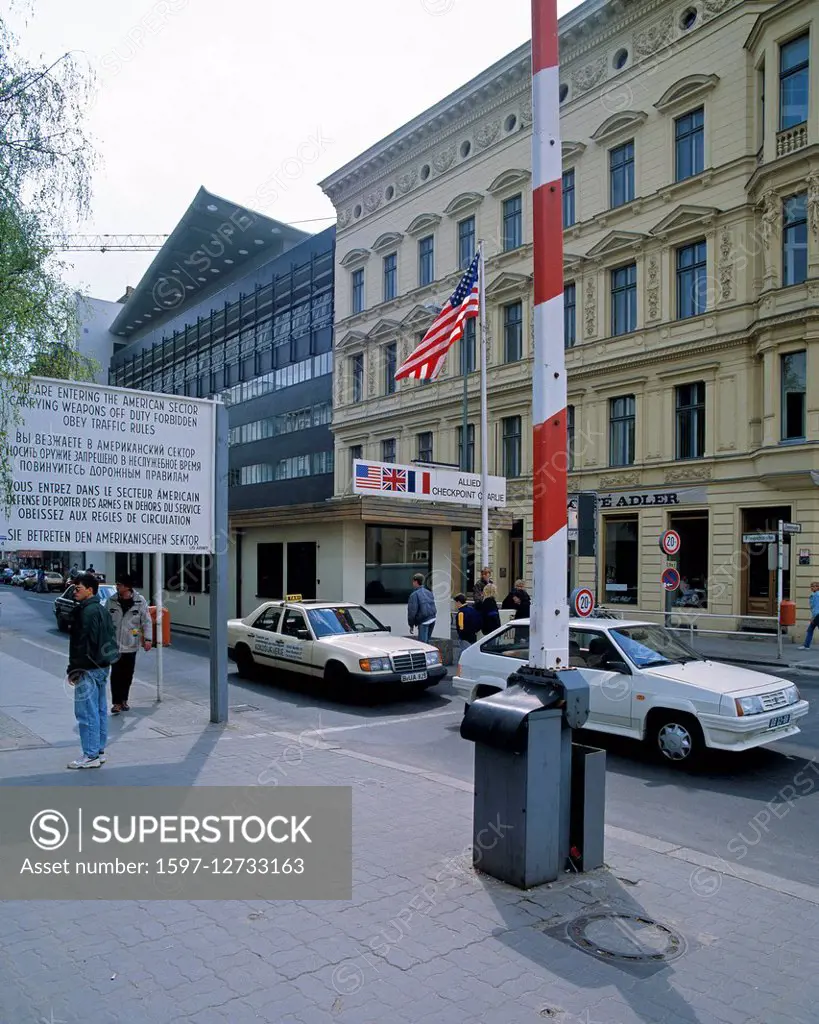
[678,631,819,676]
[1,649,816,1024]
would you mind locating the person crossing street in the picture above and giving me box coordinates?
[800,582,819,650]
[108,575,153,713]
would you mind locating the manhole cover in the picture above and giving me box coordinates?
[567,913,686,963]
[230,704,259,713]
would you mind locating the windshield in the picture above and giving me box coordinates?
[307,606,387,638]
[609,625,701,668]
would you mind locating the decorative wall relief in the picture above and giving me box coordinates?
[600,471,641,489]
[397,170,417,195]
[571,56,607,96]
[584,277,597,337]
[703,0,735,19]
[364,190,383,213]
[808,173,819,241]
[337,209,351,230]
[665,465,712,483]
[759,191,781,285]
[647,254,660,321]
[718,228,734,301]
[520,97,532,126]
[433,146,456,173]
[475,119,501,149]
[635,19,673,60]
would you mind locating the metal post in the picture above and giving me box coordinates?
[478,241,490,568]
[461,330,470,592]
[210,401,230,724]
[154,553,163,703]
[530,0,569,671]
[777,519,784,659]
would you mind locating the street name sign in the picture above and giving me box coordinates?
[742,532,777,544]
[353,459,506,508]
[1,378,216,554]
[783,523,802,534]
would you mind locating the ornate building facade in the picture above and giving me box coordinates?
[320,0,819,632]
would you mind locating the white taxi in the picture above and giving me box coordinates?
[228,599,446,692]
[455,618,809,765]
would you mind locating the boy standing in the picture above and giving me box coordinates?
[454,594,482,646]
[800,582,819,649]
[66,573,119,769]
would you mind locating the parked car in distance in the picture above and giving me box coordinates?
[228,599,446,694]
[54,583,116,632]
[12,569,36,586]
[23,571,64,592]
[1,568,15,584]
[454,617,809,766]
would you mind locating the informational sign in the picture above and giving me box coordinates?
[353,460,506,508]
[783,523,802,534]
[743,532,777,544]
[661,567,681,592]
[570,587,594,617]
[1,378,216,554]
[659,530,681,557]
[799,549,811,566]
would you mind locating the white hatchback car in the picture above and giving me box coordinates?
[228,600,446,693]
[455,617,809,765]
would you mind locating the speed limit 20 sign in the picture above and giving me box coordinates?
[570,587,595,618]
[659,530,681,557]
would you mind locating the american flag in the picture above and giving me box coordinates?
[354,463,382,490]
[381,468,407,492]
[394,251,480,381]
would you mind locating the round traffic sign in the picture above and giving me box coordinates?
[662,567,681,592]
[570,587,595,618]
[660,530,681,557]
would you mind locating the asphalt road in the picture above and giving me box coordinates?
[2,585,818,889]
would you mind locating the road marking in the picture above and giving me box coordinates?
[285,707,463,739]
[14,638,155,690]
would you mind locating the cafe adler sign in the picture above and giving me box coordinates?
[567,487,706,538]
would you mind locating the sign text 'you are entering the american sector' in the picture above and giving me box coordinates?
[1,378,216,554]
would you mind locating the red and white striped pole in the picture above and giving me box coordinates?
[530,0,569,673]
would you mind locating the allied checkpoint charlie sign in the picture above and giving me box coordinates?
[1,378,215,553]
[353,459,506,508]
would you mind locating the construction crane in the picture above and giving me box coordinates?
[55,234,169,252]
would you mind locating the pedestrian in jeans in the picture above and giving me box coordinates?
[66,573,119,769]
[108,574,153,714]
[407,573,437,642]
[800,582,819,649]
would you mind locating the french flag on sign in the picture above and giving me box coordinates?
[406,471,431,495]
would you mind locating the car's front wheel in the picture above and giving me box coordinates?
[234,644,256,679]
[647,711,704,767]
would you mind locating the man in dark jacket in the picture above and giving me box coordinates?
[473,566,493,607]
[66,573,119,769]
[407,573,437,642]
[502,579,531,620]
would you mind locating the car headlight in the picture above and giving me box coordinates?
[359,657,391,673]
[735,695,765,717]
[784,684,800,705]
[425,650,441,667]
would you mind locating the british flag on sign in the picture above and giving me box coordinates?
[381,468,408,492]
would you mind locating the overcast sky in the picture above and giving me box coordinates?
[13,0,584,302]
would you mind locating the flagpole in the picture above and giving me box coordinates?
[478,240,489,568]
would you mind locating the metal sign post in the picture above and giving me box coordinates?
[155,554,164,703]
[210,401,229,724]
[777,519,784,660]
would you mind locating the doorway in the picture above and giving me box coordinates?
[510,520,524,585]
[741,506,791,616]
[287,542,317,599]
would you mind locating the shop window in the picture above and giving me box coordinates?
[165,553,209,594]
[781,351,806,440]
[603,515,638,606]
[365,526,432,604]
[257,542,283,599]
[666,512,709,611]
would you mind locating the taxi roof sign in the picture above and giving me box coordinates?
[285,594,303,601]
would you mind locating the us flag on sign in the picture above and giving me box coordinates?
[394,251,480,381]
[355,463,382,490]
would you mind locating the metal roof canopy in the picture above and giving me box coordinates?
[110,186,310,338]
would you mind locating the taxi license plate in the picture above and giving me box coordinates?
[768,714,791,729]
[401,671,428,683]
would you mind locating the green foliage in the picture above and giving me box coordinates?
[0,4,96,509]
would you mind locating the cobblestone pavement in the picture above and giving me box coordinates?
[2,697,817,1024]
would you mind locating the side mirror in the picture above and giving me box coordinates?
[296,629,310,641]
[607,659,630,674]
[386,625,392,632]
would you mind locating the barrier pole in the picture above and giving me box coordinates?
[155,554,163,703]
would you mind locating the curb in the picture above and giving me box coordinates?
[702,654,819,678]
